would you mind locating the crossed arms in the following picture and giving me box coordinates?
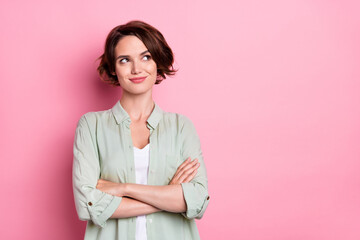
[96,158,200,218]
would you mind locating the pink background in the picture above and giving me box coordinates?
[1,0,360,239]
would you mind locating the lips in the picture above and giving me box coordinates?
[129,76,147,83]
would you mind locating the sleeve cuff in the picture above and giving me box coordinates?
[88,195,122,228]
[181,182,210,220]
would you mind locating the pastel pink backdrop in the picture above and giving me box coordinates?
[1,0,359,239]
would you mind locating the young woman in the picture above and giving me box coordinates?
[73,20,209,240]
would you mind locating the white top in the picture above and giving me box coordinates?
[133,143,150,240]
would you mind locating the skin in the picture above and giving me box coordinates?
[96,36,200,218]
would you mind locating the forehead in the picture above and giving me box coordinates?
[115,35,148,56]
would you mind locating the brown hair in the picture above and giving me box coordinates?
[97,20,177,86]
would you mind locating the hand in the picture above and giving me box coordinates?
[169,157,200,185]
[96,179,125,197]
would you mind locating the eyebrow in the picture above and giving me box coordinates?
[116,50,150,59]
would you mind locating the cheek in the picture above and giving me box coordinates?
[115,66,130,77]
[145,62,157,75]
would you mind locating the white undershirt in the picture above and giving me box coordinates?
[133,143,150,240]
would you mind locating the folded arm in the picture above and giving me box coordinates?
[73,115,122,228]
[110,197,161,218]
[97,157,200,215]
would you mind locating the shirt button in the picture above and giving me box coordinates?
[88,202,93,206]
[128,145,131,149]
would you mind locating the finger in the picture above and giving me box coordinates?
[175,160,199,181]
[171,158,193,180]
[178,162,200,183]
[183,168,198,183]
[170,158,199,184]
[177,157,191,172]
[179,159,198,174]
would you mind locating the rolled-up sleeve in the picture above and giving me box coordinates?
[72,114,122,228]
[179,116,210,220]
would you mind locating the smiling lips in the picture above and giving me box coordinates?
[129,76,147,83]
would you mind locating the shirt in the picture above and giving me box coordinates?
[72,100,210,240]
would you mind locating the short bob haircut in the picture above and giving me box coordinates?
[97,20,177,86]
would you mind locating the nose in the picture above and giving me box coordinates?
[131,60,142,75]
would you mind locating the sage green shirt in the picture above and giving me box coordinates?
[72,100,210,240]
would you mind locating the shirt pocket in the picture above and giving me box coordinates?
[165,154,180,184]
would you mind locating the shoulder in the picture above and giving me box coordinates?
[161,111,201,147]
[161,110,191,123]
[76,108,113,127]
[161,110,196,132]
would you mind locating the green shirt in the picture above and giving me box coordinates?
[73,100,210,240]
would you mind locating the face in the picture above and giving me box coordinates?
[113,35,157,95]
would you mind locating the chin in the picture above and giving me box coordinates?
[123,87,153,95]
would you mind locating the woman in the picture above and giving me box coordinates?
[73,20,210,240]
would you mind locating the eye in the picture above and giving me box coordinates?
[143,55,152,61]
[119,58,129,63]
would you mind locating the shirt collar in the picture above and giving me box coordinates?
[111,100,163,130]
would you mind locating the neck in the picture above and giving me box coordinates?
[120,91,155,122]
